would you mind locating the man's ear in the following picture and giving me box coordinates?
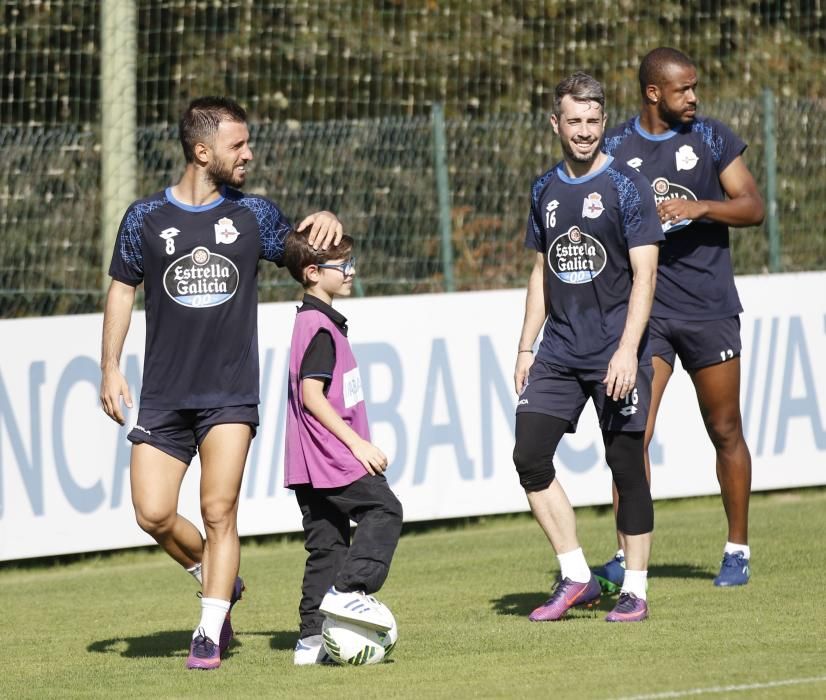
[193,140,210,166]
[645,84,660,105]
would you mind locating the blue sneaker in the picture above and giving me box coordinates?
[713,551,750,587]
[592,554,625,594]
[218,576,245,655]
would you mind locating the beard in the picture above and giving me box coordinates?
[206,158,245,188]
[658,100,696,126]
[561,137,599,164]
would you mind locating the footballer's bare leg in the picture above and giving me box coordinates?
[690,358,751,545]
[198,423,252,600]
[527,478,580,555]
[131,444,204,567]
[621,531,652,572]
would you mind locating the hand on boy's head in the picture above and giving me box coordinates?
[297,211,343,250]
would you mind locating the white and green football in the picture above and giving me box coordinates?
[321,614,398,666]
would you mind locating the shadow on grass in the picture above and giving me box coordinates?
[88,629,300,658]
[649,563,713,580]
[88,630,199,658]
[490,591,612,618]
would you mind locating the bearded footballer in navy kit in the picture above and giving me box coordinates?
[594,48,765,591]
[513,72,663,624]
[100,97,342,670]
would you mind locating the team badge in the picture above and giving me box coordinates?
[675,145,699,171]
[582,192,604,219]
[548,226,607,284]
[627,157,643,170]
[214,217,241,245]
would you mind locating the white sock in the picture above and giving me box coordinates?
[194,597,230,644]
[622,569,648,600]
[557,547,591,583]
[186,563,203,585]
[724,542,751,559]
[615,549,625,560]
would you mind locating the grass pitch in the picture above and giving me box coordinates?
[3,488,825,699]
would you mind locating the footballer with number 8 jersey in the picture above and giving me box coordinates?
[512,72,663,624]
[594,48,765,591]
[99,96,342,670]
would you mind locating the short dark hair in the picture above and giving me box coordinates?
[283,229,354,288]
[552,72,605,117]
[638,47,695,96]
[179,96,248,163]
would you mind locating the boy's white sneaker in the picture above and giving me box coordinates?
[293,634,332,665]
[319,587,393,631]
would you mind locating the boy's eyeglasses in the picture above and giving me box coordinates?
[317,257,356,276]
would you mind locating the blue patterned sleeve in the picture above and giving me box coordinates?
[524,169,553,252]
[240,196,292,264]
[108,201,153,285]
[610,167,664,249]
[693,118,746,173]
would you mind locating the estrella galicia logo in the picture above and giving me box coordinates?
[651,177,697,233]
[163,246,239,308]
[548,226,607,284]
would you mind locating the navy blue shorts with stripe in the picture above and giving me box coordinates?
[127,405,259,465]
[516,359,652,433]
[649,315,742,370]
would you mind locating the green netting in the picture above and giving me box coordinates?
[1,0,825,317]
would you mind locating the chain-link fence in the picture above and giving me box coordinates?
[1,1,825,317]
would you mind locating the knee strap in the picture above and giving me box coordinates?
[604,431,653,535]
[513,413,568,492]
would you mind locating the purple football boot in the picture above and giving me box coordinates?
[186,630,221,670]
[605,592,649,622]
[529,576,601,622]
[218,576,245,656]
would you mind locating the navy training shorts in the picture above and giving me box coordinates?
[649,315,742,371]
[515,359,652,433]
[127,405,259,464]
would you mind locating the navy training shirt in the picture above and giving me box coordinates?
[603,115,747,320]
[525,156,664,370]
[108,186,291,409]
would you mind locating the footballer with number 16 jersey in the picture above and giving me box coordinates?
[524,156,663,372]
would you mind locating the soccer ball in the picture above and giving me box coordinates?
[321,614,398,666]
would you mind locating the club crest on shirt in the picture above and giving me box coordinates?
[675,144,699,171]
[651,177,698,232]
[214,217,241,245]
[164,246,240,308]
[548,226,607,284]
[582,192,604,219]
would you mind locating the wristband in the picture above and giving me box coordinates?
[518,349,533,354]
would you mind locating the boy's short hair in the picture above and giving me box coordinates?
[283,229,354,288]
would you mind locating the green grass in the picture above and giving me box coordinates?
[3,489,825,699]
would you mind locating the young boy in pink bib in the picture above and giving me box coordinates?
[282,230,403,665]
